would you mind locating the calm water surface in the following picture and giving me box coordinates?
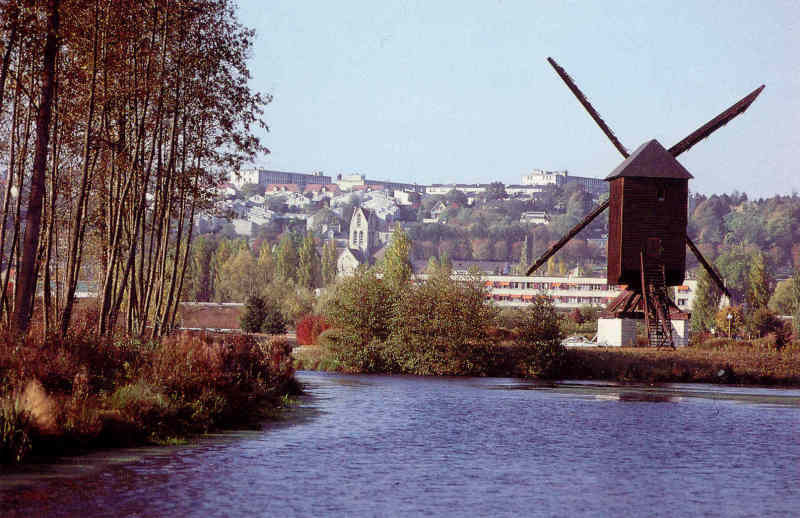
[2,372,799,517]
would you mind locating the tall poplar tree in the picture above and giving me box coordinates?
[791,268,800,337]
[320,239,338,287]
[297,233,320,290]
[256,241,275,287]
[690,268,721,333]
[275,233,298,282]
[382,224,413,292]
[14,0,60,333]
[516,235,529,275]
[747,251,772,311]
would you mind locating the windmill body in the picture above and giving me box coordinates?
[606,139,691,288]
[527,58,763,347]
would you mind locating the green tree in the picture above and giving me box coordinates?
[515,235,529,274]
[187,236,217,301]
[746,251,772,311]
[275,233,298,282]
[769,279,794,315]
[256,241,275,286]
[484,181,507,200]
[690,268,721,333]
[216,248,259,302]
[386,270,498,375]
[297,233,321,290]
[241,295,268,333]
[716,306,744,338]
[438,250,452,274]
[792,269,800,337]
[320,268,394,346]
[320,239,338,287]
[240,182,266,198]
[382,224,413,291]
[444,189,468,206]
[513,296,565,378]
[261,297,288,335]
[425,256,440,275]
[716,245,758,302]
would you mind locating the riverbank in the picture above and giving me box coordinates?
[1,330,298,465]
[562,340,800,386]
[294,339,800,387]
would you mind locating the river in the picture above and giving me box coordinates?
[2,371,800,517]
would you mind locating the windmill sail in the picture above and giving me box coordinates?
[686,237,732,300]
[669,85,765,157]
[525,200,609,275]
[547,57,629,158]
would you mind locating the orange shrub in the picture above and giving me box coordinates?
[295,315,330,345]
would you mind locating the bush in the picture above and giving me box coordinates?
[569,308,585,324]
[261,300,287,335]
[296,315,331,345]
[240,295,286,334]
[0,394,32,464]
[0,329,297,464]
[385,270,498,376]
[513,297,566,378]
[319,268,393,346]
[747,307,783,339]
[496,307,526,330]
[241,296,268,333]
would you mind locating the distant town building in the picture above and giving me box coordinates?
[426,184,487,196]
[393,190,420,206]
[521,169,607,195]
[506,184,543,198]
[335,174,423,193]
[265,184,301,194]
[430,200,448,219]
[229,169,331,189]
[336,174,368,191]
[520,211,551,225]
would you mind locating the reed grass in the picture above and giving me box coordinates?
[0,330,297,464]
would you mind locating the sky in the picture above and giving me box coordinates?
[236,0,799,199]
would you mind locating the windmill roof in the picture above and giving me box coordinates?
[605,139,693,180]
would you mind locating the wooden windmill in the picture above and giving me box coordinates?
[526,57,764,347]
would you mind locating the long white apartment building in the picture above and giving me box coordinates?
[483,275,698,312]
[482,275,623,309]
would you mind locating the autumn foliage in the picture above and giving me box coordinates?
[296,315,330,346]
[0,331,296,464]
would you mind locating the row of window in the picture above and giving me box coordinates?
[487,281,615,292]
[489,294,613,305]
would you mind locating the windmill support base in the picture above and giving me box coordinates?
[599,289,691,347]
[597,317,638,347]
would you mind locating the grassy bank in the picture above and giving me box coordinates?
[561,340,800,386]
[1,330,297,465]
[295,339,800,387]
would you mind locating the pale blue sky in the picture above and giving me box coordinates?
[237,0,799,198]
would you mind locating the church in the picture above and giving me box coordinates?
[336,207,382,276]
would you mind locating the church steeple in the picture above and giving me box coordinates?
[349,207,374,260]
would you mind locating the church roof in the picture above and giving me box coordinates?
[354,206,376,220]
[605,139,693,180]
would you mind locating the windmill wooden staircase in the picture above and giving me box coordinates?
[640,251,675,348]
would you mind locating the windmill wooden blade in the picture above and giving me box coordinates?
[669,85,765,157]
[686,236,732,300]
[526,200,609,276]
[547,57,629,158]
